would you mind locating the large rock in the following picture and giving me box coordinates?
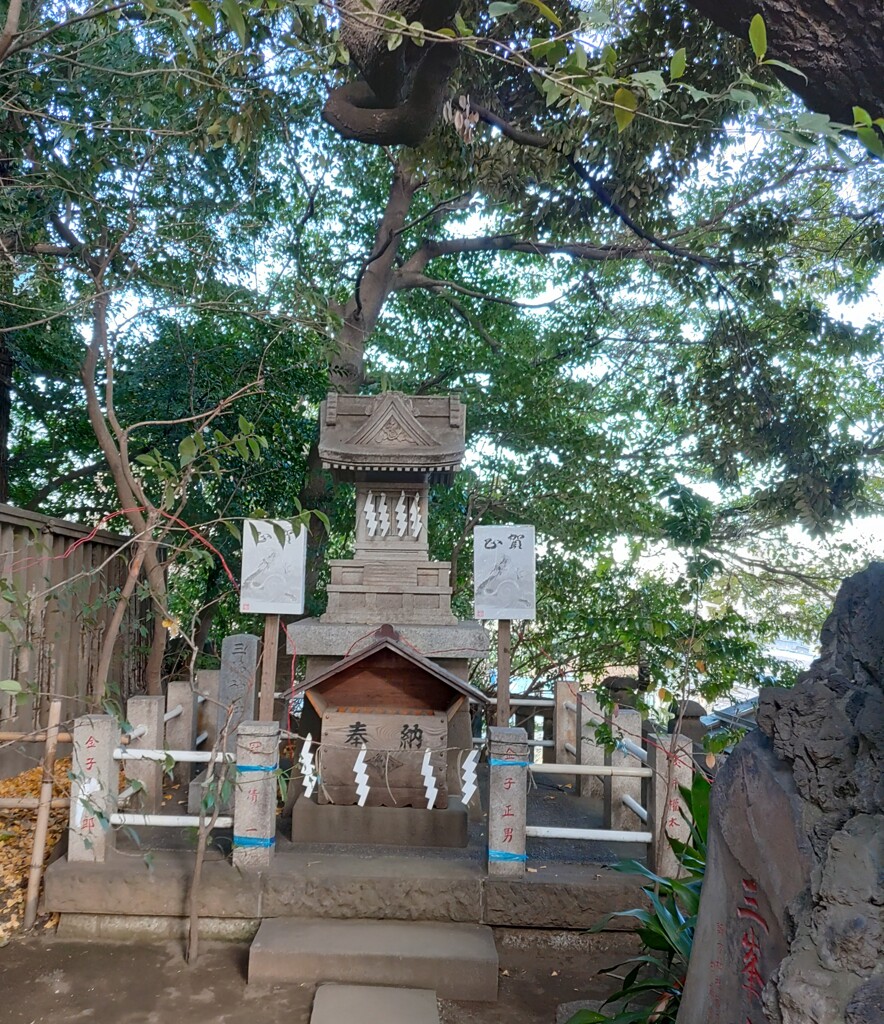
[678,562,884,1024]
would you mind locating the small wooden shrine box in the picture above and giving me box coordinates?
[294,629,488,808]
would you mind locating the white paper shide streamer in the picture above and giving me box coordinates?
[299,736,317,798]
[421,750,438,810]
[353,746,371,807]
[460,748,479,806]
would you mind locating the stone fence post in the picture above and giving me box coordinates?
[126,695,164,813]
[604,707,644,833]
[233,721,280,870]
[486,726,529,877]
[165,680,198,788]
[553,678,576,766]
[647,732,693,878]
[69,714,118,863]
[577,690,605,799]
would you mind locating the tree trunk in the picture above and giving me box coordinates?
[684,0,884,121]
[0,337,11,502]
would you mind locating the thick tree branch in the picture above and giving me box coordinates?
[24,461,105,510]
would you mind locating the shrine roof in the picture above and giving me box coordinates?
[293,627,490,705]
[318,392,465,482]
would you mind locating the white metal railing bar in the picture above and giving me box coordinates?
[529,763,652,778]
[617,737,648,763]
[525,825,652,843]
[163,704,183,723]
[196,695,207,704]
[622,793,649,822]
[113,748,235,763]
[563,701,577,713]
[110,813,233,828]
[128,724,147,741]
[194,730,209,747]
[117,784,139,804]
[564,742,577,757]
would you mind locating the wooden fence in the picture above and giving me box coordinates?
[0,503,149,776]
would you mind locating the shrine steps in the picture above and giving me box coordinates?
[247,917,499,1001]
[310,984,440,1024]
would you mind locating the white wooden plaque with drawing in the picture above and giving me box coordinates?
[239,518,307,615]
[473,525,536,620]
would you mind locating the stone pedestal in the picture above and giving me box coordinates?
[125,695,164,812]
[291,798,469,848]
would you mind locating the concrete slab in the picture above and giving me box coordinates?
[292,797,468,848]
[311,985,440,1024]
[248,918,499,1001]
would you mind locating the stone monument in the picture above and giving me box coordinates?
[287,392,489,842]
[677,562,884,1024]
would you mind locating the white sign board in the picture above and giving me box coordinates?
[473,525,536,620]
[239,518,307,615]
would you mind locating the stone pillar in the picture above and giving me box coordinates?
[195,668,220,749]
[647,732,693,878]
[553,678,576,766]
[577,690,605,799]
[487,726,528,877]
[165,680,198,788]
[126,695,164,813]
[218,634,259,747]
[69,714,118,863]
[233,721,279,869]
[604,707,643,833]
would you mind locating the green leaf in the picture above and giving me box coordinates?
[220,0,247,46]
[613,87,637,131]
[669,47,686,81]
[178,435,197,466]
[748,13,767,60]
[135,454,157,467]
[761,58,807,81]
[0,679,22,693]
[189,0,214,28]
[565,1012,608,1024]
[856,126,884,159]
[524,0,561,28]
[853,106,873,128]
[454,11,470,35]
[488,1,518,16]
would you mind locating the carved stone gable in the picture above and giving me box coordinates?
[346,393,436,450]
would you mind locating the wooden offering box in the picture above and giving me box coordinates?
[294,631,488,809]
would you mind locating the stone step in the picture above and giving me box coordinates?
[311,985,440,1024]
[248,918,498,1001]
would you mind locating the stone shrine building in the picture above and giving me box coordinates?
[287,392,489,844]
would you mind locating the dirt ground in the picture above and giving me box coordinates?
[0,932,632,1024]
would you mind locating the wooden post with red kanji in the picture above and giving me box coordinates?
[68,714,118,863]
[647,731,693,877]
[486,725,528,877]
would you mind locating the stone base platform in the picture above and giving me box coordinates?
[311,985,440,1024]
[250,919,498,1000]
[42,844,646,932]
[292,798,468,848]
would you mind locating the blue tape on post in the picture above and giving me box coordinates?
[488,758,530,767]
[233,835,276,848]
[489,849,527,862]
[237,763,279,773]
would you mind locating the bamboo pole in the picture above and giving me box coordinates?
[0,731,72,743]
[23,698,62,929]
[0,798,70,809]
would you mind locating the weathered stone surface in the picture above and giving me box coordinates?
[291,797,468,848]
[679,562,884,1024]
[484,870,647,930]
[311,985,440,1024]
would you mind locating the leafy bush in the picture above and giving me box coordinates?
[569,772,711,1024]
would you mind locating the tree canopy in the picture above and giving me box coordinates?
[1,0,881,705]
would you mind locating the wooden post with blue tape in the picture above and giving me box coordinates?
[233,720,279,869]
[487,725,529,877]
